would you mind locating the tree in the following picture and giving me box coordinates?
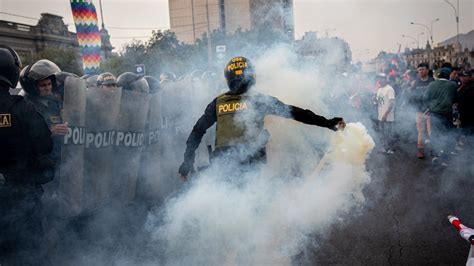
[99,27,292,78]
[25,48,83,75]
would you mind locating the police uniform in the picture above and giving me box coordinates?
[0,46,54,265]
[179,56,344,177]
[26,95,63,160]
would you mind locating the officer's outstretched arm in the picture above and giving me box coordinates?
[263,96,344,131]
[290,106,345,131]
[179,99,217,179]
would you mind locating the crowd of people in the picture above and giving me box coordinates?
[1,42,473,264]
[349,61,474,167]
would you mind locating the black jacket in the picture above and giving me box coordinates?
[457,82,474,127]
[25,94,63,163]
[180,91,341,174]
[0,89,53,183]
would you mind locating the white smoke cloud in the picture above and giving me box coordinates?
[147,120,374,265]
[140,42,377,265]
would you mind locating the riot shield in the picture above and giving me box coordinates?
[111,88,150,203]
[157,80,190,197]
[85,74,98,88]
[83,85,122,210]
[136,90,163,201]
[58,76,87,217]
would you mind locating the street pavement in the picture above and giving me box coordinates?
[297,135,474,265]
[51,133,474,265]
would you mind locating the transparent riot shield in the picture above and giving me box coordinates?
[83,85,122,210]
[58,76,87,217]
[136,90,163,201]
[110,86,151,203]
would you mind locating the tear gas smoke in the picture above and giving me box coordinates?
[50,23,383,265]
[148,123,374,265]
[145,45,375,265]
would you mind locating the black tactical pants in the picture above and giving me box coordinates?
[0,183,46,266]
[209,146,266,182]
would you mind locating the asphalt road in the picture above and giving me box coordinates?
[50,132,474,265]
[297,134,474,265]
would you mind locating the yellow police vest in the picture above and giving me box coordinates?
[215,93,263,148]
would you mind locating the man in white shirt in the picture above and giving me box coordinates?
[375,73,396,154]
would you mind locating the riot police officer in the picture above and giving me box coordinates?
[96,72,118,92]
[178,56,345,180]
[0,46,54,264]
[20,60,69,188]
[144,75,161,94]
[117,72,150,93]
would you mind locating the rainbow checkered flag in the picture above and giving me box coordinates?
[70,0,102,74]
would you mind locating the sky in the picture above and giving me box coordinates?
[0,0,473,62]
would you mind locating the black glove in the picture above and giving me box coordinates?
[327,117,345,131]
[178,161,194,176]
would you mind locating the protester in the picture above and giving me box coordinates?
[450,66,461,88]
[423,67,458,166]
[457,70,474,135]
[408,63,434,159]
[447,216,474,265]
[375,73,396,154]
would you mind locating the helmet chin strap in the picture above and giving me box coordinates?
[229,80,250,95]
[229,75,257,94]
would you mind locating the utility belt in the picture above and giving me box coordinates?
[211,145,267,165]
[0,180,44,201]
[1,171,43,186]
[196,145,267,173]
[0,155,55,185]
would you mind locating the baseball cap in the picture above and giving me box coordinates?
[459,70,472,77]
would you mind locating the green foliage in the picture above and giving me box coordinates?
[17,27,291,78]
[24,48,83,75]
[99,27,290,77]
[99,54,124,77]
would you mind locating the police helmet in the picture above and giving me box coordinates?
[224,56,256,93]
[190,70,204,81]
[55,72,79,97]
[201,71,215,81]
[144,75,161,93]
[0,45,22,89]
[19,59,61,95]
[96,72,117,87]
[81,74,92,80]
[117,72,149,93]
[56,72,79,87]
[159,72,176,83]
[84,74,98,87]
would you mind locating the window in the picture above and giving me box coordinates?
[16,25,30,32]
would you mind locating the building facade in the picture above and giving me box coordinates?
[169,0,294,44]
[296,31,352,70]
[168,0,221,44]
[0,13,113,65]
[404,42,474,70]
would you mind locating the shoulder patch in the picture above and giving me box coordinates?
[50,116,62,124]
[0,114,12,127]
